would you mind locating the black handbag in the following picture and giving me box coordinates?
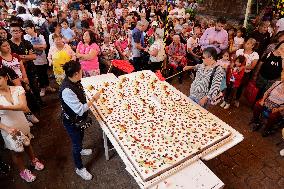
[73,116,93,130]
[62,109,93,130]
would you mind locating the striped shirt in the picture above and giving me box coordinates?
[190,64,224,101]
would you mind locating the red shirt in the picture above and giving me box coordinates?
[226,67,245,88]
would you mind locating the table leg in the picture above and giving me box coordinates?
[103,131,110,161]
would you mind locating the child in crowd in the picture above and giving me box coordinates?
[60,19,76,45]
[228,27,236,53]
[220,55,246,109]
[232,28,245,52]
[217,51,231,93]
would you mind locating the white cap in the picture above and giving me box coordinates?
[151,21,158,27]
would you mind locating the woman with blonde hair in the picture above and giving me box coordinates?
[47,34,76,85]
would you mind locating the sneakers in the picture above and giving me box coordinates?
[220,101,230,109]
[224,103,230,109]
[25,113,39,124]
[75,168,92,180]
[280,149,284,156]
[20,169,36,182]
[234,101,240,108]
[220,101,226,108]
[80,149,92,156]
[31,158,44,171]
[40,88,46,97]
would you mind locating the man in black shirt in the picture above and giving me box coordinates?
[9,23,42,112]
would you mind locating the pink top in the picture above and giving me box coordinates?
[114,39,128,51]
[77,41,100,71]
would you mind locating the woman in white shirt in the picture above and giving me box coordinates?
[234,38,259,107]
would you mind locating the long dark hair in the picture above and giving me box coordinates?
[84,30,97,45]
[0,27,10,40]
[0,67,8,77]
[63,60,81,78]
[0,38,9,50]
[275,41,284,51]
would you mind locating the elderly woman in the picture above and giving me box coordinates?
[100,33,119,73]
[168,35,187,83]
[47,34,76,85]
[76,30,100,77]
[254,41,284,100]
[251,72,284,137]
[184,47,224,108]
[147,28,166,72]
[234,38,259,107]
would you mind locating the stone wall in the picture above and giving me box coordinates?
[199,0,249,20]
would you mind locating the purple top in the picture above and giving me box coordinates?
[200,27,228,54]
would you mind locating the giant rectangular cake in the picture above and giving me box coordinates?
[86,71,231,182]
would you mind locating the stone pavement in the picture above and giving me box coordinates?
[0,75,283,189]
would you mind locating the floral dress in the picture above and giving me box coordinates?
[168,42,187,68]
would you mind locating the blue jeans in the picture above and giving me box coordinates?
[189,96,209,109]
[63,120,84,169]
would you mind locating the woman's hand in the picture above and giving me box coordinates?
[22,77,29,84]
[76,53,82,59]
[199,96,208,106]
[0,104,5,110]
[183,66,195,71]
[259,99,265,106]
[6,127,17,135]
[183,66,190,71]
[272,107,284,114]
[91,92,100,103]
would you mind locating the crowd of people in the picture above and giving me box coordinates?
[0,0,283,183]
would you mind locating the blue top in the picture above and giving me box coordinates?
[61,27,75,41]
[62,88,89,117]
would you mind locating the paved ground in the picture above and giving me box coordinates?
[0,74,284,189]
